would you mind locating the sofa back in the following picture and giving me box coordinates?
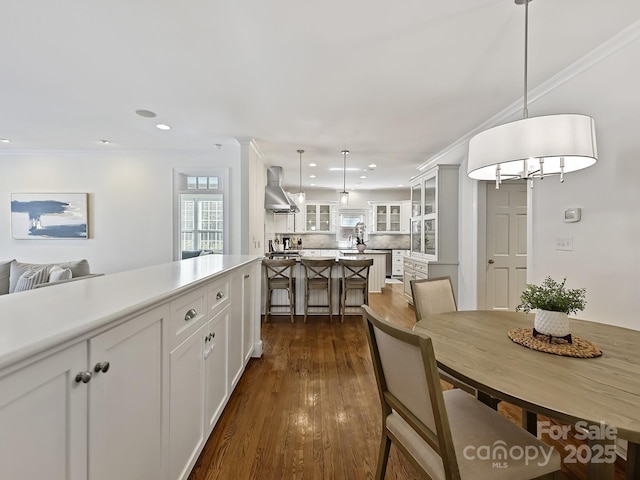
[0,259,91,295]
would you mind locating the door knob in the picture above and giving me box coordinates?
[488,259,495,264]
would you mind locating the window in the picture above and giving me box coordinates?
[180,194,224,253]
[174,169,228,260]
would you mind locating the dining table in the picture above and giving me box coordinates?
[413,310,640,480]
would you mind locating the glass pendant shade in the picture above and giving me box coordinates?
[296,149,305,204]
[297,191,306,204]
[340,191,349,206]
[468,114,598,181]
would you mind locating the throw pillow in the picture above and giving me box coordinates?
[49,266,73,282]
[14,266,49,292]
[0,259,14,295]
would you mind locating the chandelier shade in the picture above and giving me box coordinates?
[340,149,349,206]
[467,114,598,181]
[467,0,598,187]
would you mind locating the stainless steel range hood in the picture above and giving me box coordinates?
[265,166,300,214]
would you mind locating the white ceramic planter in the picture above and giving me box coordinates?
[534,309,570,337]
[356,244,366,253]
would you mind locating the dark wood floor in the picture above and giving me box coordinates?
[188,283,627,480]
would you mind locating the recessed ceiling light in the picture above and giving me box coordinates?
[309,163,317,167]
[0,138,10,143]
[398,184,404,187]
[156,124,171,130]
[329,167,360,172]
[310,183,316,186]
[135,109,157,118]
[98,139,111,145]
[368,164,377,168]
[360,175,367,179]
[309,174,316,178]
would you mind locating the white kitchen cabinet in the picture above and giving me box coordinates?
[0,342,87,480]
[89,306,166,480]
[305,202,336,233]
[409,165,458,262]
[0,305,167,480]
[204,308,229,435]
[392,249,409,277]
[370,202,403,233]
[169,320,207,480]
[403,256,459,305]
[0,257,261,480]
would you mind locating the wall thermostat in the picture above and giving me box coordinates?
[564,208,581,223]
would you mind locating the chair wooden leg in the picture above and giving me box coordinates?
[303,285,309,323]
[264,288,271,323]
[288,288,295,323]
[341,287,347,323]
[328,285,333,323]
[375,433,391,480]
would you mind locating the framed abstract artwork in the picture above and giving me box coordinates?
[10,193,89,239]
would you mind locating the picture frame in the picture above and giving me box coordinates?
[10,193,89,239]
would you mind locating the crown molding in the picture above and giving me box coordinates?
[417,19,640,173]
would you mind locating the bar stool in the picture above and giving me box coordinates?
[262,258,297,323]
[301,258,334,323]
[338,258,373,323]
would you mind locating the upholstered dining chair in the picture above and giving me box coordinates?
[409,277,475,394]
[361,305,561,480]
[301,258,334,323]
[338,258,373,323]
[262,258,297,323]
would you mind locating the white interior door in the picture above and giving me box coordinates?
[485,182,527,310]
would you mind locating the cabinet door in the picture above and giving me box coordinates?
[169,323,206,480]
[229,272,244,389]
[242,268,256,363]
[318,204,332,231]
[89,306,166,480]
[204,309,229,434]
[305,204,317,231]
[376,204,388,232]
[0,343,87,480]
[389,204,401,232]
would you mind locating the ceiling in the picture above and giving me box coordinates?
[2,0,640,191]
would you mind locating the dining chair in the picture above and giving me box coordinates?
[338,258,373,323]
[262,258,297,323]
[361,305,561,480]
[410,277,477,396]
[301,258,334,323]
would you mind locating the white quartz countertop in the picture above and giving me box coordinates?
[0,255,260,371]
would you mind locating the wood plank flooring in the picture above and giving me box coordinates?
[188,283,627,480]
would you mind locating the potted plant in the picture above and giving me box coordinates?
[516,276,586,341]
[356,236,366,253]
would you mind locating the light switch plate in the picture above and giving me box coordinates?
[555,237,573,251]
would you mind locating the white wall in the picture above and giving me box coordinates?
[0,147,243,274]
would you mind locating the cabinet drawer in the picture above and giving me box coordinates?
[392,250,406,256]
[392,256,404,266]
[392,266,404,276]
[208,276,230,318]
[170,287,207,349]
[413,261,427,272]
[403,258,414,269]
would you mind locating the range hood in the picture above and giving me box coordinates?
[264,166,300,214]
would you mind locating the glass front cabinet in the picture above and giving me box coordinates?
[305,202,336,232]
[368,202,409,234]
[405,164,460,302]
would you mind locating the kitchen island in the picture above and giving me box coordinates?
[0,254,262,480]
[263,250,387,318]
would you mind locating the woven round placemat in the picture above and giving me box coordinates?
[508,328,602,358]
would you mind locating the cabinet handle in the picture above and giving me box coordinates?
[204,332,215,343]
[184,308,198,321]
[244,274,250,279]
[216,291,224,300]
[75,371,92,383]
[94,361,110,373]
[488,259,495,264]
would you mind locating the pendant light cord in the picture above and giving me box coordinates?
[523,0,529,119]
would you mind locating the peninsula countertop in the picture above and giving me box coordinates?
[0,255,261,371]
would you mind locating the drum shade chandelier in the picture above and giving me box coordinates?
[340,149,350,206]
[467,0,598,189]
[296,149,305,204]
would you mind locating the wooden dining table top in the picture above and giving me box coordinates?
[413,310,640,444]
